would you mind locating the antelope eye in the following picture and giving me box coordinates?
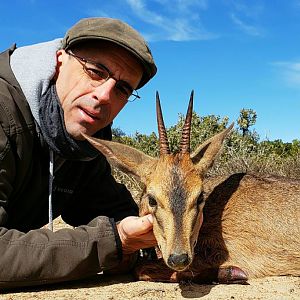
[148,196,157,207]
[197,192,204,206]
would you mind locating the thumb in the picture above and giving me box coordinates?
[139,214,154,232]
[122,214,153,236]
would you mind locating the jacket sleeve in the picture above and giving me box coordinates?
[0,125,133,289]
[0,216,120,289]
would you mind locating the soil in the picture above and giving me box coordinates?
[1,274,299,300]
[1,218,299,300]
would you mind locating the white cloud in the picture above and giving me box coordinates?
[230,13,262,36]
[226,1,264,37]
[125,0,216,41]
[272,61,300,88]
[229,0,264,18]
[176,0,208,12]
[88,0,266,42]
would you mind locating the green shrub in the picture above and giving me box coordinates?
[112,109,300,198]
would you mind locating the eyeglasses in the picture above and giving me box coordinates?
[66,50,140,102]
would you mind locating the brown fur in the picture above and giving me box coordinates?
[194,173,300,278]
[82,123,300,280]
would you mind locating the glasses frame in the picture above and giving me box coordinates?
[66,50,140,102]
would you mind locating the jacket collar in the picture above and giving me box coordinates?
[0,44,23,92]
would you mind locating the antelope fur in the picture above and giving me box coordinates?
[82,92,300,278]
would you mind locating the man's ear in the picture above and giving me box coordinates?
[54,50,65,79]
[56,49,68,65]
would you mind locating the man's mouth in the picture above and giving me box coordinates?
[80,107,101,121]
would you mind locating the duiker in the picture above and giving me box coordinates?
[83,92,300,283]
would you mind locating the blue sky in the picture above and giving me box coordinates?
[1,0,300,142]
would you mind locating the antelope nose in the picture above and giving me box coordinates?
[167,253,190,269]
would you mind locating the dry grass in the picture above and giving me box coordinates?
[112,153,300,202]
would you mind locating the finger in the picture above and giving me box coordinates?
[139,231,157,244]
[124,214,153,235]
[138,214,154,233]
[136,214,153,234]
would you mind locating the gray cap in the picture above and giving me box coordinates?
[62,17,157,89]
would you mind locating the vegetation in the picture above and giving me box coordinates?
[112,108,300,193]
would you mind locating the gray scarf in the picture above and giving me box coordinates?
[39,82,100,160]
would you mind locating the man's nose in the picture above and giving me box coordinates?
[92,78,116,102]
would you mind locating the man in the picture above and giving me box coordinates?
[0,17,157,289]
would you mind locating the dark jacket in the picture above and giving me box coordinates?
[0,46,138,289]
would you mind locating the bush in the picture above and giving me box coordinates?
[112,110,300,198]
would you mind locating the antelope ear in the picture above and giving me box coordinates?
[82,133,156,180]
[190,123,234,175]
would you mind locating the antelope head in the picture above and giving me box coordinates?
[82,91,233,272]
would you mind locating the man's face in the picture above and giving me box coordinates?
[55,41,143,140]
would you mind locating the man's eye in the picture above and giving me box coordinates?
[85,67,107,80]
[116,82,132,97]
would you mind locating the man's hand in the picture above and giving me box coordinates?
[117,214,157,255]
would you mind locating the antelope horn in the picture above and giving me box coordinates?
[179,90,194,153]
[156,92,170,155]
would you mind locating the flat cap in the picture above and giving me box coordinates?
[62,17,157,88]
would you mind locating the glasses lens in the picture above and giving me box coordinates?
[84,64,109,82]
[69,51,140,102]
[127,91,140,102]
[115,81,134,100]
